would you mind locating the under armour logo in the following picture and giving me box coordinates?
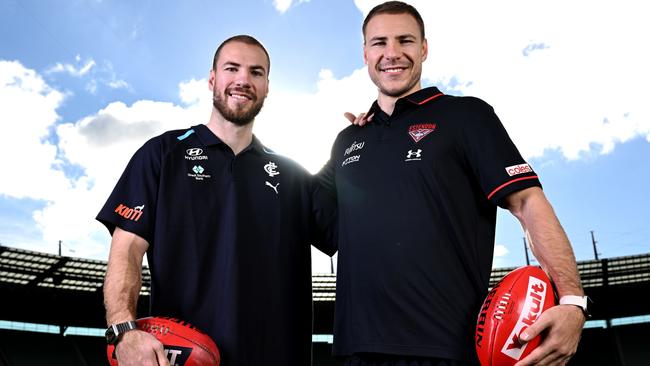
[264,162,280,177]
[405,149,422,161]
[265,181,279,194]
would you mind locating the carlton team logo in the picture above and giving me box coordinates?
[408,123,436,143]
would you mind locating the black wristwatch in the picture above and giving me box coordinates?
[105,320,138,345]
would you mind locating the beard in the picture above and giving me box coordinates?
[371,60,421,98]
[377,78,420,98]
[213,88,265,126]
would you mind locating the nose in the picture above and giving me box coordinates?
[234,71,252,88]
[384,40,402,60]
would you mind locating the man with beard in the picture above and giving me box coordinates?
[319,2,586,366]
[98,35,336,366]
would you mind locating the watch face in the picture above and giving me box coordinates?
[105,326,117,345]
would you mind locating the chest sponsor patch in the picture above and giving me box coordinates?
[408,123,437,143]
[184,147,207,160]
[342,155,360,167]
[505,163,533,177]
[188,165,211,180]
[344,141,365,156]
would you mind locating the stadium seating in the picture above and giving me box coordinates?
[0,329,108,366]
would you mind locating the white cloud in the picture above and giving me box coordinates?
[273,0,311,14]
[86,79,98,94]
[255,67,376,172]
[353,0,650,160]
[47,57,96,77]
[0,61,70,201]
[47,57,131,94]
[0,63,210,259]
[49,83,209,259]
[107,79,129,89]
[494,244,510,258]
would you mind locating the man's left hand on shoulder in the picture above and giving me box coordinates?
[344,112,374,126]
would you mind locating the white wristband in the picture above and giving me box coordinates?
[559,295,590,317]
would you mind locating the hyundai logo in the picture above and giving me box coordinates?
[186,148,203,156]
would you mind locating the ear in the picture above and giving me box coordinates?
[363,44,369,65]
[208,69,216,92]
[421,38,428,62]
[264,77,269,98]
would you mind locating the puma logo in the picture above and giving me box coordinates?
[265,181,279,194]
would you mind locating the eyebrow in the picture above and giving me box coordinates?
[222,61,267,74]
[368,34,417,43]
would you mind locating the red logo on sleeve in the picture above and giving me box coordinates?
[115,203,145,222]
[505,164,533,177]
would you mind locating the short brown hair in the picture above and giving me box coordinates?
[212,35,271,75]
[362,1,425,41]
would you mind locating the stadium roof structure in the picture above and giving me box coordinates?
[1,245,650,332]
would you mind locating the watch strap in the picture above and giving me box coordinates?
[112,320,138,334]
[106,320,138,344]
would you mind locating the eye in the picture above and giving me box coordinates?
[371,41,386,47]
[224,66,237,72]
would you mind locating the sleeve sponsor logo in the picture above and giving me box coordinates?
[408,123,436,143]
[500,276,548,360]
[505,163,532,177]
[114,203,145,222]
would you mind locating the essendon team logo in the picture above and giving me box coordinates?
[114,203,145,222]
[408,123,436,143]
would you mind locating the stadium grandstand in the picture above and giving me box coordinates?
[1,244,649,365]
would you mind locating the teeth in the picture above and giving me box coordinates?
[382,68,405,73]
[229,94,249,100]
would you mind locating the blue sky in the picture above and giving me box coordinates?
[1,0,648,272]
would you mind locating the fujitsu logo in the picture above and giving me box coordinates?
[114,203,145,222]
[344,141,365,156]
[505,163,532,177]
[501,276,548,360]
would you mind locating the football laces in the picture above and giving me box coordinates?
[493,292,511,320]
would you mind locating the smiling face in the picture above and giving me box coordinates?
[209,41,269,126]
[363,12,428,99]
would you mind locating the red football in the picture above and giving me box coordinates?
[475,266,556,366]
[107,316,220,366]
